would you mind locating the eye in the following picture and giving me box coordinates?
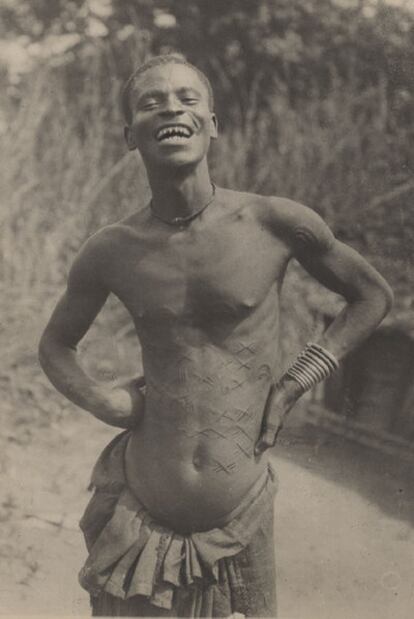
[140,100,159,111]
[182,97,199,105]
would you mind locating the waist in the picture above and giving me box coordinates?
[80,430,277,609]
[125,423,268,532]
[126,365,273,530]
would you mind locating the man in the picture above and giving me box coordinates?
[39,55,393,617]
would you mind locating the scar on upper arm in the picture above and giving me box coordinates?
[292,223,334,257]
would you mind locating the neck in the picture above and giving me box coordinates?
[146,159,213,220]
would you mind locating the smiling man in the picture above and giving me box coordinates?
[39,55,393,617]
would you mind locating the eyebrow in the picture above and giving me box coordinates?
[137,89,165,103]
[176,87,202,97]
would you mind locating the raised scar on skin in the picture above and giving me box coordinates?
[201,376,215,387]
[218,408,249,423]
[217,410,236,423]
[232,425,254,443]
[235,408,252,421]
[232,438,252,458]
[213,460,236,475]
[200,427,230,441]
[229,379,246,391]
[235,359,251,370]
[235,343,256,356]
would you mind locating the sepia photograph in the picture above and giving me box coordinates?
[1,1,413,617]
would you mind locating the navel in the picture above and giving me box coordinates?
[192,454,202,470]
[192,445,205,471]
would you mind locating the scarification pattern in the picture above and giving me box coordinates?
[212,459,237,475]
[293,225,328,255]
[142,338,273,474]
[234,342,256,357]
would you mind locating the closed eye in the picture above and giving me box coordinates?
[141,101,159,110]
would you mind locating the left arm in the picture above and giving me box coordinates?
[255,199,393,454]
[294,233,394,360]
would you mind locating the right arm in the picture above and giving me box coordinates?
[38,233,144,428]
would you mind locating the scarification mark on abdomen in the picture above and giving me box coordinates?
[235,342,256,357]
[201,375,216,388]
[212,459,237,475]
[235,359,251,371]
[218,406,252,424]
[229,378,247,391]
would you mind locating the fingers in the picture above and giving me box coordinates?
[254,428,277,456]
[134,375,146,390]
[254,417,285,455]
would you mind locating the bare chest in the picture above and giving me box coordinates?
[107,218,287,329]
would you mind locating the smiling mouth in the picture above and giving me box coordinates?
[155,125,194,143]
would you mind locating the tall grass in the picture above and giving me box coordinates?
[0,48,411,426]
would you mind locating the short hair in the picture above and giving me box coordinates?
[121,54,214,125]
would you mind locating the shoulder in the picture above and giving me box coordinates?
[217,188,267,222]
[71,225,116,267]
[250,194,335,257]
[68,224,127,289]
[73,214,147,260]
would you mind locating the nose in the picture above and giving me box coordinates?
[158,94,184,117]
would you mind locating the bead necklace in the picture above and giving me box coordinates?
[150,183,216,226]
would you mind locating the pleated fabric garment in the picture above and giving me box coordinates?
[79,431,278,617]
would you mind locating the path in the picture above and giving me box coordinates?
[1,413,413,618]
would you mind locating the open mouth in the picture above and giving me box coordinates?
[155,124,193,143]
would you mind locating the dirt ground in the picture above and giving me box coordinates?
[1,405,413,619]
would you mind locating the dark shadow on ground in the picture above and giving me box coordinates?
[275,420,414,527]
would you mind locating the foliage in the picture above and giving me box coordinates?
[0,0,413,424]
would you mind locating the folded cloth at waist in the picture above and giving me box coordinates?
[79,431,277,611]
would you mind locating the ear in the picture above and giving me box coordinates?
[124,126,137,151]
[210,113,218,139]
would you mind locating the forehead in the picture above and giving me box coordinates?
[132,63,209,99]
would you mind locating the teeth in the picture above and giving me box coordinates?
[157,126,192,141]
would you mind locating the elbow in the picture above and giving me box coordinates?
[378,280,394,319]
[38,332,53,374]
[38,330,68,375]
[382,282,394,315]
[369,280,394,323]
[349,279,394,326]
[38,329,76,373]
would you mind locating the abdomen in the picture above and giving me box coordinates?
[125,343,276,533]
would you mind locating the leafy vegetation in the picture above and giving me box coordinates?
[1,0,413,423]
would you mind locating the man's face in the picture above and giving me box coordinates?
[125,63,218,168]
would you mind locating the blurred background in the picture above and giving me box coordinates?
[0,1,413,617]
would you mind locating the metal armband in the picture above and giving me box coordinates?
[284,343,339,393]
